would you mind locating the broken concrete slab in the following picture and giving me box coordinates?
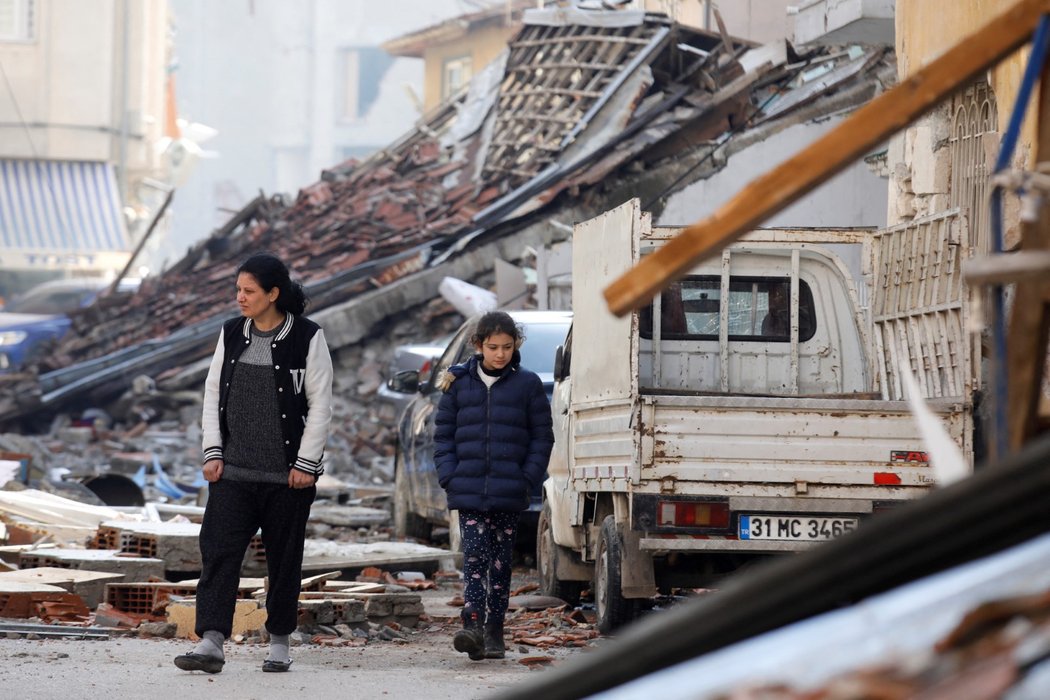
[0,566,124,609]
[0,621,114,639]
[94,520,202,572]
[0,488,152,545]
[297,540,460,577]
[0,543,57,566]
[18,548,165,582]
[309,504,390,528]
[0,580,68,594]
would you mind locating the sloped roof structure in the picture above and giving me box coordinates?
[0,6,895,421]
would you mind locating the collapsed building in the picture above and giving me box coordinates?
[0,6,896,488]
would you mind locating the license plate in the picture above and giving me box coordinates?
[739,514,858,541]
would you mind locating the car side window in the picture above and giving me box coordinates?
[425,325,471,392]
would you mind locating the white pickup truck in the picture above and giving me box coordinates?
[539,199,975,632]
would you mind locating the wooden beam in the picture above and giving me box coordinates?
[1007,61,1050,450]
[604,0,1050,316]
[962,251,1050,284]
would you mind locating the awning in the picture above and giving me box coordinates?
[0,158,131,271]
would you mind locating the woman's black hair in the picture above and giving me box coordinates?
[470,311,524,347]
[237,253,308,316]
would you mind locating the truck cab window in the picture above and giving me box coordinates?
[641,276,817,343]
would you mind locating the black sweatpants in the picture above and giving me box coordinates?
[195,478,316,638]
[459,509,519,624]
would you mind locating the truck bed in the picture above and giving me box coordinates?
[570,393,968,499]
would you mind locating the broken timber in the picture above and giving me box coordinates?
[603,0,1050,317]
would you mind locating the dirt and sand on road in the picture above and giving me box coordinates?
[0,574,604,700]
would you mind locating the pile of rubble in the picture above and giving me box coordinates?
[0,296,464,505]
[0,484,605,660]
[0,8,897,440]
[0,477,456,647]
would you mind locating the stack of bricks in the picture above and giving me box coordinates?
[354,592,425,628]
[297,595,368,631]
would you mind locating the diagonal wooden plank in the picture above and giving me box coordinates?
[604,0,1050,316]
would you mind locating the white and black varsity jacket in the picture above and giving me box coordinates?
[202,314,333,477]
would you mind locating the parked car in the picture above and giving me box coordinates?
[375,337,450,422]
[0,277,140,372]
[389,310,572,549]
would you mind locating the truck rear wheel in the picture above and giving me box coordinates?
[393,450,431,541]
[595,514,638,633]
[537,501,583,605]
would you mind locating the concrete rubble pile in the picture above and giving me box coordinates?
[0,10,896,459]
[0,303,465,504]
[0,474,465,649]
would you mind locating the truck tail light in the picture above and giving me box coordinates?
[658,500,730,528]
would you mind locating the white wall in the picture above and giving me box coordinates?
[658,117,887,229]
[0,0,166,173]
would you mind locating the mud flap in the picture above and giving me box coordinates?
[620,527,657,598]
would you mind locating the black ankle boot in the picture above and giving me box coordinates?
[483,620,505,659]
[453,611,485,660]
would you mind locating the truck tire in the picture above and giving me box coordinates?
[595,514,638,633]
[537,501,583,606]
[393,450,431,541]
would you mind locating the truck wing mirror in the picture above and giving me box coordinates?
[387,369,420,394]
[553,345,567,382]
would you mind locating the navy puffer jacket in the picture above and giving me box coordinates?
[434,353,554,512]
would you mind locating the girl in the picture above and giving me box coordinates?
[175,253,333,674]
[434,311,554,660]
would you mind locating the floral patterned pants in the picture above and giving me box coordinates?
[458,509,519,623]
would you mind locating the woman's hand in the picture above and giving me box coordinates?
[203,458,224,482]
[288,468,316,489]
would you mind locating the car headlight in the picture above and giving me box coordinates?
[0,331,28,346]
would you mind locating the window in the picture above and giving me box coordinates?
[0,0,34,41]
[441,55,473,101]
[949,80,998,254]
[338,47,396,122]
[640,276,817,343]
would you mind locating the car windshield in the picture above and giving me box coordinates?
[519,322,570,374]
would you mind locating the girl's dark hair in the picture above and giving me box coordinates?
[237,253,308,316]
[470,311,524,347]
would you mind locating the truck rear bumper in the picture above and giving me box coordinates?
[640,537,816,553]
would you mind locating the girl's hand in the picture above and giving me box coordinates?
[288,469,316,489]
[203,459,224,482]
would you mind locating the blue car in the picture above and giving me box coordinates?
[390,310,572,550]
[0,277,139,373]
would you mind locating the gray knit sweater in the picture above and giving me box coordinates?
[221,325,288,483]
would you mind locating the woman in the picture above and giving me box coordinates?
[174,253,333,674]
[434,311,554,660]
